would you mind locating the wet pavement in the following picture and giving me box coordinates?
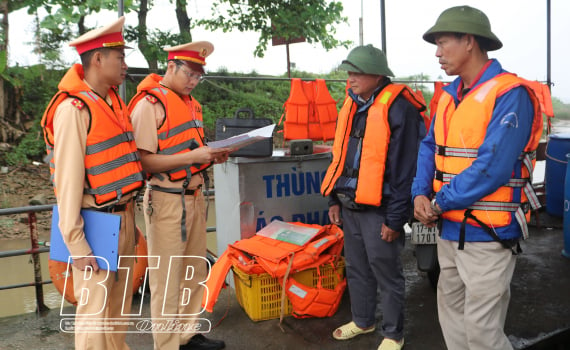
[0,211,569,350]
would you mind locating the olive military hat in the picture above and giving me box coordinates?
[338,44,394,76]
[423,5,502,51]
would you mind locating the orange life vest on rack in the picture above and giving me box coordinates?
[320,83,426,206]
[521,79,554,118]
[429,81,448,121]
[521,79,554,134]
[433,73,543,238]
[413,88,432,131]
[41,64,145,206]
[281,78,338,141]
[127,74,211,181]
[202,223,345,319]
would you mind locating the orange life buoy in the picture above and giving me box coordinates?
[49,226,148,305]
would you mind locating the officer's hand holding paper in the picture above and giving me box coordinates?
[207,124,275,150]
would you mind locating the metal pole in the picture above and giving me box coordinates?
[118,0,126,100]
[546,0,552,91]
[380,0,386,54]
[359,0,363,45]
[29,212,49,315]
[286,43,291,78]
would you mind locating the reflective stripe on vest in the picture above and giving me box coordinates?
[41,64,144,206]
[127,74,210,182]
[321,83,425,206]
[282,78,338,141]
[432,73,543,239]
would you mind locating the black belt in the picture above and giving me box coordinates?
[148,184,203,242]
[150,186,202,196]
[93,202,129,213]
[184,187,201,196]
[336,192,365,210]
[149,185,202,196]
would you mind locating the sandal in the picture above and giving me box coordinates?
[332,321,376,340]
[378,337,405,350]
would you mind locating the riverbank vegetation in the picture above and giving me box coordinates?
[0,63,568,167]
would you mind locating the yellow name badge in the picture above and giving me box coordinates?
[379,91,393,104]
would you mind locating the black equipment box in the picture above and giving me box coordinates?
[215,108,273,157]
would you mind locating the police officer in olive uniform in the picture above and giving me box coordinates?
[41,17,144,350]
[129,42,230,350]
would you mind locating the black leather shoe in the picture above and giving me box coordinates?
[180,334,225,350]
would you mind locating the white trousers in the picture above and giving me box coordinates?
[437,236,516,350]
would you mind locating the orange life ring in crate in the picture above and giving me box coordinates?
[49,226,148,305]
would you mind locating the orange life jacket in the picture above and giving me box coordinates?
[521,79,554,118]
[521,79,554,134]
[232,225,343,277]
[281,78,338,141]
[127,74,211,182]
[41,64,144,206]
[202,223,345,319]
[320,83,426,206]
[49,226,148,305]
[433,73,543,239]
[413,88,432,131]
[284,262,347,319]
[429,81,448,121]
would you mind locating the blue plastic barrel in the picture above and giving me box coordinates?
[545,133,570,217]
[563,154,570,258]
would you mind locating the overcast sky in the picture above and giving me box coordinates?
[8,0,570,102]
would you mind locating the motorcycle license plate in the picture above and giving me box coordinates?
[411,222,438,245]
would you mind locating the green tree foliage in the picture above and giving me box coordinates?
[3,64,570,166]
[108,0,192,70]
[0,50,19,87]
[552,96,570,120]
[172,0,192,44]
[197,0,351,58]
[26,0,132,33]
[0,64,64,165]
[124,68,348,144]
[4,122,46,165]
[21,0,136,67]
[124,27,185,71]
[1,0,34,53]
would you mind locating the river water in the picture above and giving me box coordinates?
[0,201,218,318]
[0,238,72,317]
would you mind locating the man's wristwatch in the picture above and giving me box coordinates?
[430,198,443,215]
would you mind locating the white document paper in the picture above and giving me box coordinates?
[207,124,275,150]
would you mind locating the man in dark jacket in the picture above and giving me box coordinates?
[321,44,426,350]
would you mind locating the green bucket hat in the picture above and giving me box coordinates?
[423,5,502,51]
[338,44,394,76]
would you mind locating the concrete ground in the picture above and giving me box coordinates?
[0,211,569,350]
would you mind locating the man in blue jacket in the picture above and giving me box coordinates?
[412,5,542,350]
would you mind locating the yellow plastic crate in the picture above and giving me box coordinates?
[232,257,345,321]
